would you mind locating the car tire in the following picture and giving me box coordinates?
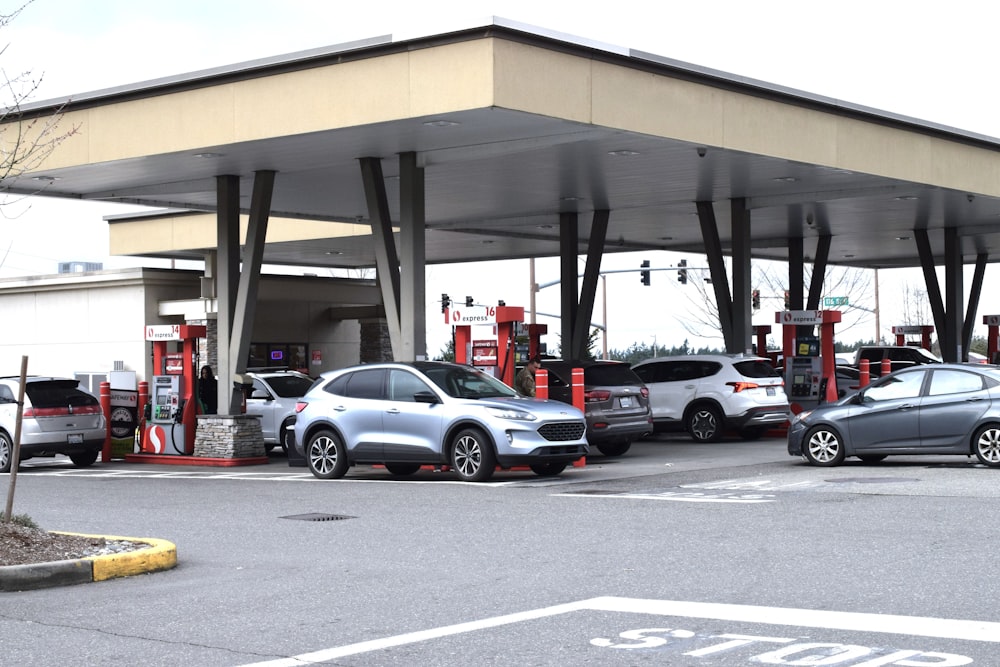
[280,419,295,453]
[973,424,1000,467]
[803,426,846,466]
[739,427,765,441]
[0,431,11,473]
[69,450,99,467]
[857,454,888,463]
[306,429,349,479]
[384,462,421,475]
[450,427,496,482]
[596,440,631,456]
[529,462,567,476]
[687,405,723,442]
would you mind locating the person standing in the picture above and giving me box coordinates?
[514,357,541,397]
[198,365,218,414]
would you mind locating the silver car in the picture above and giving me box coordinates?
[292,361,588,482]
[0,377,107,472]
[244,370,315,452]
[788,363,1000,467]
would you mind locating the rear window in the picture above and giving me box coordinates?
[732,360,780,379]
[24,381,98,408]
[263,374,314,398]
[583,363,643,386]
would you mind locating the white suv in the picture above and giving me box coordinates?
[631,354,789,442]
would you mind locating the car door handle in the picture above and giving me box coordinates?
[898,403,916,411]
[333,405,347,412]
[966,397,984,402]
[385,408,400,414]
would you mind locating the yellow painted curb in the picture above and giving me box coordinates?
[53,532,178,582]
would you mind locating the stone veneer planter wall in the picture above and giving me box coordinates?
[193,415,266,458]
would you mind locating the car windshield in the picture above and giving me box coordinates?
[583,363,644,386]
[421,365,517,399]
[264,375,314,397]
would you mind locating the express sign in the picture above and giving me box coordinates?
[144,324,181,341]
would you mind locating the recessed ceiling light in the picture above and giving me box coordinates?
[193,152,223,159]
[659,236,673,241]
[773,176,798,183]
[844,254,855,258]
[31,175,60,181]
[324,251,343,256]
[423,120,459,127]
[537,224,553,230]
[608,149,639,157]
[560,196,582,202]
[895,195,918,201]
[896,236,911,241]
[481,239,494,245]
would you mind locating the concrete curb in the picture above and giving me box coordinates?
[0,533,177,592]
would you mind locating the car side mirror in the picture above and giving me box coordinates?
[413,391,439,404]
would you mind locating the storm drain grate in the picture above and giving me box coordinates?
[280,513,356,522]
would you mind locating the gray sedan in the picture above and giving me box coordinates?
[292,361,589,482]
[788,363,1000,467]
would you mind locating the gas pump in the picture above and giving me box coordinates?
[141,324,206,455]
[892,325,934,350]
[446,304,531,386]
[776,309,842,413]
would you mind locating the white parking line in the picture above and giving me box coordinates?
[238,597,1000,666]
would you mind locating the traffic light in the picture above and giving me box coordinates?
[640,260,650,286]
[752,289,760,310]
[465,296,474,307]
[783,290,791,310]
[441,293,451,313]
[677,259,688,285]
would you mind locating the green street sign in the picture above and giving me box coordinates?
[823,296,849,307]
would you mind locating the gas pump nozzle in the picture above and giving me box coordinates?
[174,398,187,423]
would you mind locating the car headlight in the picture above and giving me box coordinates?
[793,409,814,423]
[485,406,538,422]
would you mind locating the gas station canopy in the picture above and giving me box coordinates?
[9,18,1000,272]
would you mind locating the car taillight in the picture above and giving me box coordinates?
[295,401,309,413]
[585,390,611,402]
[726,381,760,393]
[640,387,649,398]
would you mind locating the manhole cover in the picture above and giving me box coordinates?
[280,513,356,522]
[824,477,919,484]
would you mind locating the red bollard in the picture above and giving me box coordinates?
[571,367,586,468]
[99,381,111,463]
[881,358,892,378]
[535,368,548,400]
[138,380,148,454]
[859,359,870,387]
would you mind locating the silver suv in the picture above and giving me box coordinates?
[631,354,789,442]
[0,377,107,472]
[244,370,316,452]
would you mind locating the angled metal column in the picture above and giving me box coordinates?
[398,152,426,361]
[941,226,963,362]
[570,210,609,360]
[806,234,831,310]
[696,201,734,350]
[787,236,804,311]
[215,175,240,415]
[225,170,275,413]
[915,229,946,348]
[559,212,579,358]
[730,199,752,353]
[963,253,988,361]
[360,157,402,358]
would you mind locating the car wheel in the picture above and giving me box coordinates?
[529,462,567,476]
[280,419,295,453]
[739,427,765,440]
[69,450,99,467]
[803,426,846,466]
[973,424,1000,467]
[857,454,888,463]
[0,431,11,473]
[596,440,631,456]
[384,462,421,475]
[450,427,496,482]
[306,429,349,479]
[687,405,723,442]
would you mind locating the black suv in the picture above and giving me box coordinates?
[539,360,652,456]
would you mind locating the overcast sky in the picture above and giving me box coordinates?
[2,0,998,356]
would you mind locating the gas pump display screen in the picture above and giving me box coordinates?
[793,374,805,384]
[156,393,170,405]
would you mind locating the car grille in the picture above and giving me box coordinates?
[538,422,586,441]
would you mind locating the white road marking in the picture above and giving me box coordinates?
[238,597,1000,666]
[556,491,775,503]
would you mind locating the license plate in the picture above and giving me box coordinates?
[766,387,776,396]
[67,433,84,444]
[619,396,633,408]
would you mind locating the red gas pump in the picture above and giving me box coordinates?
[892,325,934,350]
[447,304,530,386]
[985,316,1000,363]
[776,310,842,413]
[140,324,206,456]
